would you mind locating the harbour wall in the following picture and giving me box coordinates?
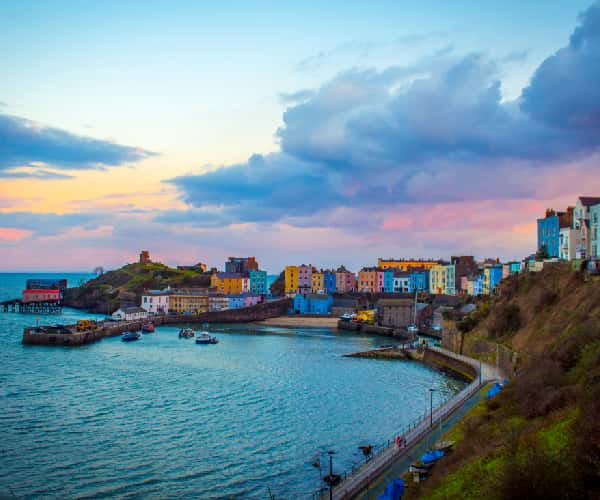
[22,298,292,346]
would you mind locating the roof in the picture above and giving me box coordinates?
[297,293,331,300]
[332,298,358,307]
[216,272,247,279]
[579,196,600,207]
[125,307,146,313]
[376,298,413,307]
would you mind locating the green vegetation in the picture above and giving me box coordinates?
[63,262,211,313]
[406,266,600,499]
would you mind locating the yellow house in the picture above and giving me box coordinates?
[210,272,244,294]
[285,266,299,294]
[169,291,209,314]
[429,264,456,295]
[311,271,324,293]
[378,258,441,271]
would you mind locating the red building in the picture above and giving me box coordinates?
[22,289,61,303]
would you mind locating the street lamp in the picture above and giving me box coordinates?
[429,387,436,428]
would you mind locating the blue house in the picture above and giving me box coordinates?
[227,294,246,309]
[323,271,337,294]
[537,209,572,258]
[383,269,394,293]
[249,270,267,294]
[508,261,521,274]
[409,271,429,293]
[292,294,332,314]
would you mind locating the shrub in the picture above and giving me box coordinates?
[488,303,522,339]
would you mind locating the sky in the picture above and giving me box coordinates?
[1,0,600,273]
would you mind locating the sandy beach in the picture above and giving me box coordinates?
[255,316,339,328]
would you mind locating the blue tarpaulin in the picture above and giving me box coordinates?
[421,449,445,463]
[377,479,405,500]
[486,382,503,400]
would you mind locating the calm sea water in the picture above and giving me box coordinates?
[0,273,464,499]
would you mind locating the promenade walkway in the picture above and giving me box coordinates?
[323,346,503,500]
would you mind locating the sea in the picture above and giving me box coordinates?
[0,273,464,499]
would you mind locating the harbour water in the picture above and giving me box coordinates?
[0,273,464,498]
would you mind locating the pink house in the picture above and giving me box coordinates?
[244,294,262,307]
[336,267,356,292]
[298,264,313,292]
[376,271,385,292]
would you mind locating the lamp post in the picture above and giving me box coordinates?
[328,450,335,500]
[429,387,436,428]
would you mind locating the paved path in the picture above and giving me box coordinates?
[324,346,502,500]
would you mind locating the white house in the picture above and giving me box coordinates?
[141,290,170,314]
[112,307,149,321]
[209,295,229,312]
[559,227,576,261]
[393,274,410,293]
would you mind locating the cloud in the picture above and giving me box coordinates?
[0,168,74,180]
[0,212,103,237]
[167,4,600,233]
[0,113,156,177]
[521,1,600,132]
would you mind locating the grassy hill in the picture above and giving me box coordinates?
[63,262,211,313]
[406,264,600,499]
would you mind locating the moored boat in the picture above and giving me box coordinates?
[179,328,195,338]
[141,322,155,333]
[195,332,219,344]
[122,331,142,341]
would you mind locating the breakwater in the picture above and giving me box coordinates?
[22,298,291,346]
[337,320,416,339]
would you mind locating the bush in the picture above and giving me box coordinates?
[486,441,578,500]
[488,303,522,339]
[510,358,569,418]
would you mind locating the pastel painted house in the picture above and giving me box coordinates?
[227,295,246,309]
[429,264,456,295]
[409,271,429,293]
[141,290,170,314]
[284,266,299,295]
[244,294,262,307]
[249,270,268,294]
[483,265,504,294]
[590,202,600,258]
[298,264,313,294]
[311,271,324,293]
[383,269,394,293]
[335,266,356,292]
[323,271,337,294]
[112,306,149,321]
[292,294,333,315]
[393,271,410,293]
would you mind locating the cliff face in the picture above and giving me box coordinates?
[405,265,600,500]
[63,262,211,313]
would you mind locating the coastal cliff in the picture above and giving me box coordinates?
[403,264,600,499]
[63,262,211,313]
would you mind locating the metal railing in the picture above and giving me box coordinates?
[310,346,497,500]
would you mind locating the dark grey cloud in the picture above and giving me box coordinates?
[169,3,600,229]
[0,113,156,176]
[521,1,600,132]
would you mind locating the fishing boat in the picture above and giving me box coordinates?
[434,440,455,452]
[141,322,155,333]
[195,332,219,344]
[179,328,195,338]
[122,331,142,341]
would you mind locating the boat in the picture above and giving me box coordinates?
[179,328,195,338]
[340,313,353,321]
[195,332,219,344]
[434,440,455,452]
[122,331,142,341]
[141,322,155,333]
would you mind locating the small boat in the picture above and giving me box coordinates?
[340,313,353,321]
[179,328,195,338]
[141,322,155,333]
[195,332,219,344]
[434,440,455,452]
[122,331,142,341]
